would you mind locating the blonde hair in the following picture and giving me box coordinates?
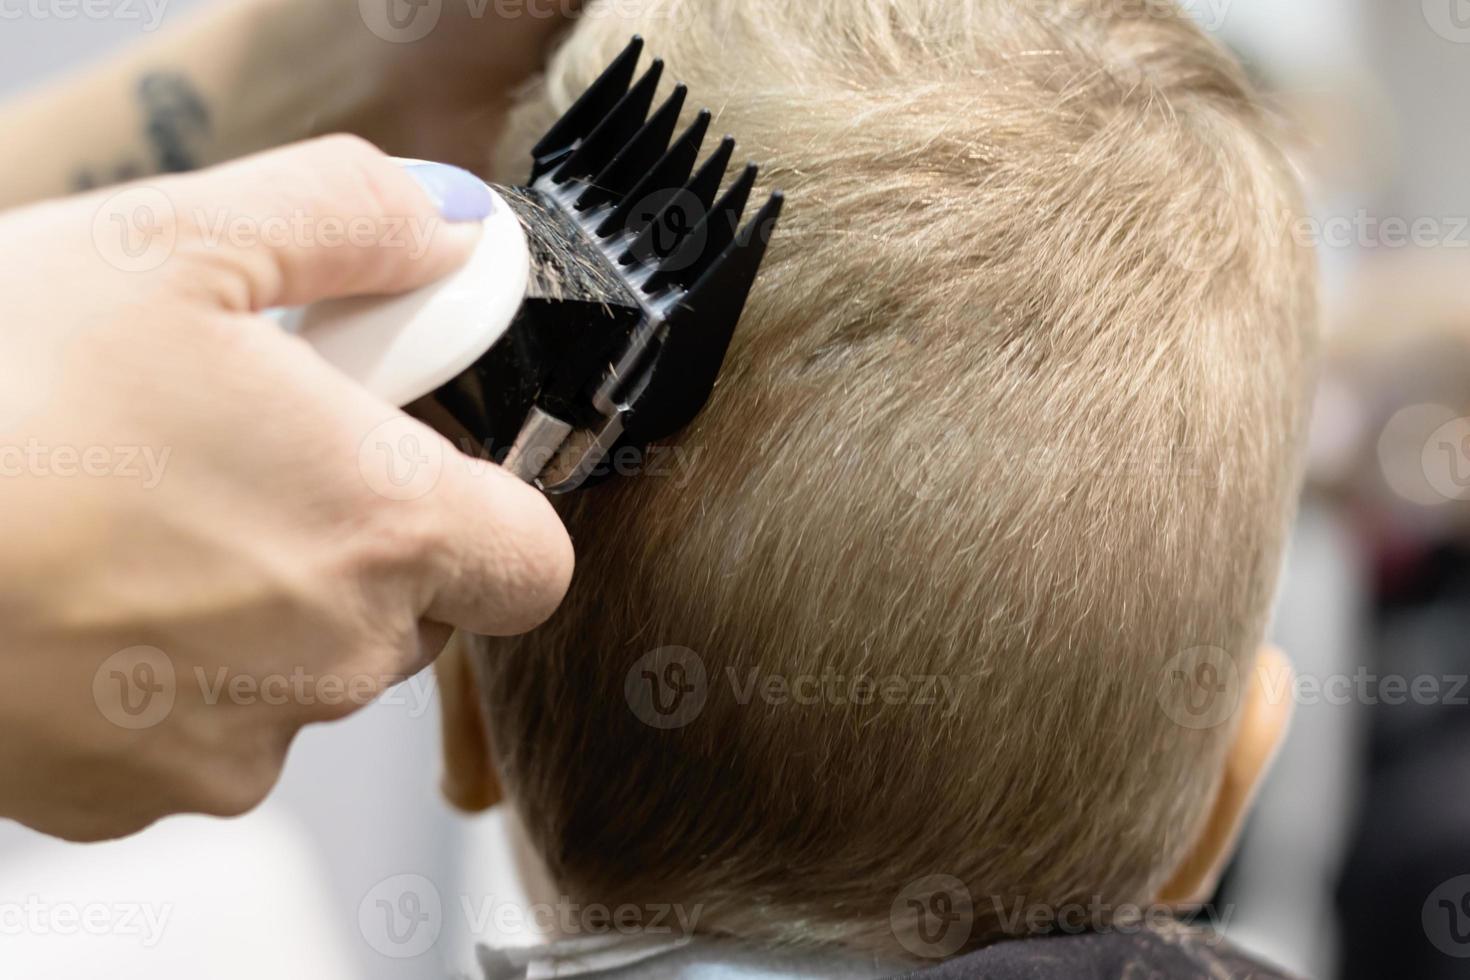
[477,0,1317,960]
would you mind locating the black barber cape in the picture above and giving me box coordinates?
[898,926,1298,979]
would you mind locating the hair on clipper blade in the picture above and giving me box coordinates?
[406,36,784,494]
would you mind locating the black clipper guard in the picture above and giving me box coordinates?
[406,36,784,493]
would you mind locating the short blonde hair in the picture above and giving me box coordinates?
[477,0,1317,959]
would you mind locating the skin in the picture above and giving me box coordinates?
[1158,645,1296,906]
[0,0,578,209]
[0,135,573,842]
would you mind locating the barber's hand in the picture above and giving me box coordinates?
[0,136,573,842]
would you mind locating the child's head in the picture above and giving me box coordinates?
[449,0,1317,960]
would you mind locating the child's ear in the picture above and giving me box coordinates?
[1157,645,1294,906]
[435,630,503,812]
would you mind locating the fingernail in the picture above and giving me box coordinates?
[403,162,494,223]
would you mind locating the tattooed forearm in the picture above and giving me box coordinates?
[72,72,211,192]
[139,73,210,173]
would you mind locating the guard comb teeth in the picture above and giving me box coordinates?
[644,162,759,296]
[551,59,664,185]
[622,189,786,445]
[498,36,783,490]
[622,135,736,268]
[530,35,644,179]
[576,84,688,213]
[595,108,711,241]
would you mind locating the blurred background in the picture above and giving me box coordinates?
[1,0,1468,977]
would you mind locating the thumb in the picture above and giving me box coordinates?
[165,135,487,310]
[415,446,575,637]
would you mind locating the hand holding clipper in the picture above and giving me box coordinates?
[0,136,572,841]
[292,37,784,493]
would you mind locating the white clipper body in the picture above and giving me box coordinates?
[282,180,531,409]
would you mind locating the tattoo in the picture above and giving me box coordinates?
[139,72,211,173]
[72,72,211,192]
